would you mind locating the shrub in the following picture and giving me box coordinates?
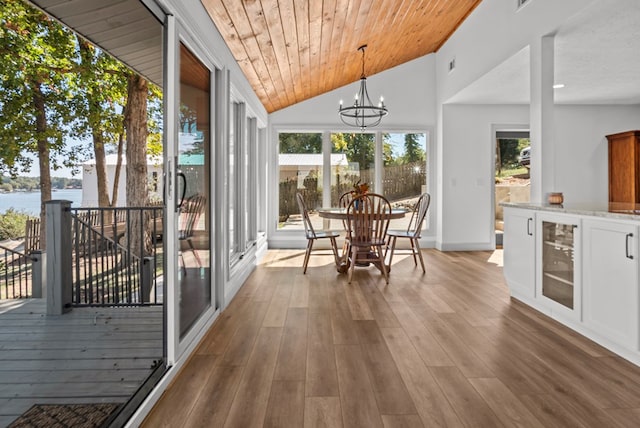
[0,209,31,241]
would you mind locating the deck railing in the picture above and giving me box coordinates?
[1,202,165,312]
[0,244,34,299]
[69,206,164,307]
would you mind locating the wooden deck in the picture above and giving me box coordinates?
[144,249,640,428]
[0,298,163,427]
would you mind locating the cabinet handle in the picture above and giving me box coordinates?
[527,218,533,236]
[626,233,634,259]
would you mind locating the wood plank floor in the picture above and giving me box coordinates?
[0,299,163,427]
[143,249,640,427]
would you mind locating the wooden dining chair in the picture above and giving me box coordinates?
[296,192,341,273]
[345,193,392,284]
[385,193,431,273]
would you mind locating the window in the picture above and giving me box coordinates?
[276,130,429,233]
[330,132,376,205]
[382,133,427,230]
[278,132,323,230]
[228,101,237,257]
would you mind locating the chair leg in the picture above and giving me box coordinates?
[179,252,186,276]
[409,238,418,266]
[187,238,202,267]
[387,236,398,268]
[413,238,425,273]
[303,239,314,274]
[329,237,340,267]
[375,244,389,284]
[348,244,357,284]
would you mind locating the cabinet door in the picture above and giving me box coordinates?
[583,219,639,350]
[536,213,581,321]
[503,208,535,300]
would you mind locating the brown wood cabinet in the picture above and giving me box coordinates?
[607,130,640,203]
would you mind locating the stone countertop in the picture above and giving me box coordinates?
[500,202,640,221]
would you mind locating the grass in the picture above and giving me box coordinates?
[496,166,529,178]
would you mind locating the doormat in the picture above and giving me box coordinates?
[8,403,120,428]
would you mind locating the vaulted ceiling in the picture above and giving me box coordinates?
[201,0,482,113]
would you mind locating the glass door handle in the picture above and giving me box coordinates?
[176,171,187,211]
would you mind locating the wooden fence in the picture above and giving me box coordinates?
[279,161,426,219]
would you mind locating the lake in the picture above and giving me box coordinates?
[0,189,83,216]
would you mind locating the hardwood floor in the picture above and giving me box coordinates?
[142,249,640,427]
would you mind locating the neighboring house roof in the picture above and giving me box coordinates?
[279,153,349,167]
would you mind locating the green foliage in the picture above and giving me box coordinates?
[0,209,31,240]
[401,134,426,163]
[0,0,80,175]
[331,132,376,169]
[496,138,530,175]
[279,133,322,153]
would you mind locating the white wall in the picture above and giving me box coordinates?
[554,105,640,204]
[440,104,529,250]
[436,0,597,104]
[270,54,436,129]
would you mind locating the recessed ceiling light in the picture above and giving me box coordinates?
[553,83,565,89]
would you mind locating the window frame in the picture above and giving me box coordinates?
[270,126,433,246]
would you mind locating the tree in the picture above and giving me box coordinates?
[402,133,425,163]
[496,138,522,175]
[124,72,151,256]
[279,133,322,154]
[76,36,128,208]
[331,132,376,170]
[0,1,79,247]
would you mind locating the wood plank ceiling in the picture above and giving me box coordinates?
[27,0,163,88]
[202,0,482,113]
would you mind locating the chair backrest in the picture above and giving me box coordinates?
[406,193,431,237]
[180,194,206,239]
[339,191,354,209]
[346,193,391,245]
[296,192,316,239]
[338,191,354,230]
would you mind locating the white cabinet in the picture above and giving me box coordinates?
[503,207,536,300]
[536,213,581,321]
[583,219,639,350]
[503,205,640,364]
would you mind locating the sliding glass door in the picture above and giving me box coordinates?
[164,17,217,363]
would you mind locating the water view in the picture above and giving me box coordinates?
[0,189,82,216]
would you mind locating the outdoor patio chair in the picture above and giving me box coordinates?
[296,192,341,273]
[385,193,431,273]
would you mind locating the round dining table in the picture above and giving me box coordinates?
[317,207,407,273]
[316,207,407,220]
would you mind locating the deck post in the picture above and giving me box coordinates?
[141,256,154,303]
[30,250,45,298]
[46,200,72,315]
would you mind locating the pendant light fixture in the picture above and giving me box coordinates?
[338,45,388,130]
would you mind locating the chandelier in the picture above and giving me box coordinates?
[338,45,388,130]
